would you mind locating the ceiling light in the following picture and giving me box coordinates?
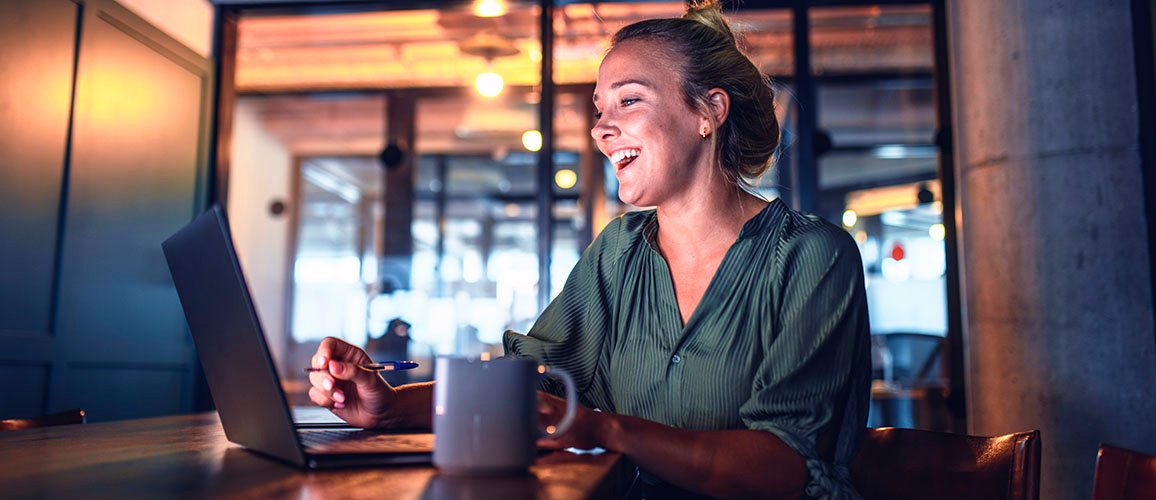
[555,169,577,189]
[475,72,503,98]
[522,130,542,151]
[929,223,946,241]
[475,0,506,17]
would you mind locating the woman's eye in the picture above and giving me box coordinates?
[621,98,638,106]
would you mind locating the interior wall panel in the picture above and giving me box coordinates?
[0,364,50,420]
[0,0,211,421]
[45,1,211,416]
[0,0,78,336]
[54,9,205,366]
[66,365,187,422]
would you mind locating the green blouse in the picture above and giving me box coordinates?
[503,198,870,499]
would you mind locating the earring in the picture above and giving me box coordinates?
[701,128,710,139]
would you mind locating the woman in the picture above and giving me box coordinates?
[309,2,869,498]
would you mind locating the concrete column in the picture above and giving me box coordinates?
[948,1,1156,499]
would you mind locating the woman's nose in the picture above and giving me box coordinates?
[590,115,617,142]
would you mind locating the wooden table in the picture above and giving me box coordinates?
[0,413,630,500]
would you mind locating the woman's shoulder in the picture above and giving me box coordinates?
[771,201,860,267]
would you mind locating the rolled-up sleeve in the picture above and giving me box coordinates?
[739,223,871,499]
[502,217,622,409]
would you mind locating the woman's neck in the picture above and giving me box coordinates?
[653,179,766,258]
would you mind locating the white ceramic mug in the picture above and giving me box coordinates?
[432,356,577,474]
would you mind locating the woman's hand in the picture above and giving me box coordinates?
[307,337,399,429]
[535,391,611,451]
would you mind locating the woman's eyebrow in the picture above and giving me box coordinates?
[610,78,653,90]
[593,78,654,103]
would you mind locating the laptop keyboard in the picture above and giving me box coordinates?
[298,429,434,454]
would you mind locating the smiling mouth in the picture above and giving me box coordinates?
[610,149,640,170]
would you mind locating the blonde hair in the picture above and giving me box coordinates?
[611,0,780,187]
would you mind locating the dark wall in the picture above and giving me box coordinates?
[0,0,212,422]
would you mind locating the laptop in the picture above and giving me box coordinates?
[162,205,433,469]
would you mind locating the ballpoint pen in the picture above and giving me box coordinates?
[303,361,419,372]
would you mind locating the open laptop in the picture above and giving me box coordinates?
[162,205,433,469]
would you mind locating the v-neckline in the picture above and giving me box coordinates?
[646,201,777,331]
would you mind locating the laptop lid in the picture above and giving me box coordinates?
[162,205,307,467]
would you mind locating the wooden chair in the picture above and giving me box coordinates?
[1092,443,1156,500]
[851,427,1040,500]
[0,408,86,432]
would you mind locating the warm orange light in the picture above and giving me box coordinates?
[475,72,504,97]
[554,169,577,189]
[474,0,506,17]
[522,130,542,152]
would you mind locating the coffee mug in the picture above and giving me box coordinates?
[432,356,577,474]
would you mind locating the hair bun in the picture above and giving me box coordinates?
[683,0,737,44]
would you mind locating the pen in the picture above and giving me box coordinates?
[303,361,419,372]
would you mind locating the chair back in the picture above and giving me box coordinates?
[850,427,1040,500]
[0,408,86,432]
[1092,443,1156,500]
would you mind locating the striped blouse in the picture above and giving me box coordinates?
[503,198,871,499]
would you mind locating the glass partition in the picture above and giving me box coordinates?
[810,4,949,430]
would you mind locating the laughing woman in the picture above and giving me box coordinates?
[309,2,870,498]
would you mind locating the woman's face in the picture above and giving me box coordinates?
[591,40,711,208]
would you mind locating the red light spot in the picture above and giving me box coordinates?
[890,244,905,261]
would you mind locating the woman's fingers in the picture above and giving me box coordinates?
[308,386,335,408]
[326,359,384,396]
[308,353,332,388]
[318,337,370,365]
[310,339,367,410]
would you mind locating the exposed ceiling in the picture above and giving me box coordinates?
[235,3,933,165]
[235,3,930,92]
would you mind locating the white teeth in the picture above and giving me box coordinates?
[610,149,640,165]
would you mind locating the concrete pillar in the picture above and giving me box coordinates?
[947,1,1156,499]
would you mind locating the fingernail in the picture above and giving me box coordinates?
[323,378,333,391]
[332,390,345,403]
[330,360,343,374]
[334,402,345,409]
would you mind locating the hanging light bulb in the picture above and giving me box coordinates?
[475,72,503,98]
[474,0,506,17]
[554,169,578,189]
[522,130,542,151]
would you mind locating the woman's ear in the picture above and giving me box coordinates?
[705,88,730,129]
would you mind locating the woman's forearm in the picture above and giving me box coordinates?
[599,413,808,500]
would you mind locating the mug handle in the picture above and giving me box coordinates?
[538,366,578,438]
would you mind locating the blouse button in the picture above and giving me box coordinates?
[671,354,682,364]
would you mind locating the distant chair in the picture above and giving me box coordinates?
[0,408,86,432]
[871,332,945,387]
[1092,443,1156,500]
[851,427,1041,500]
[869,332,951,430]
